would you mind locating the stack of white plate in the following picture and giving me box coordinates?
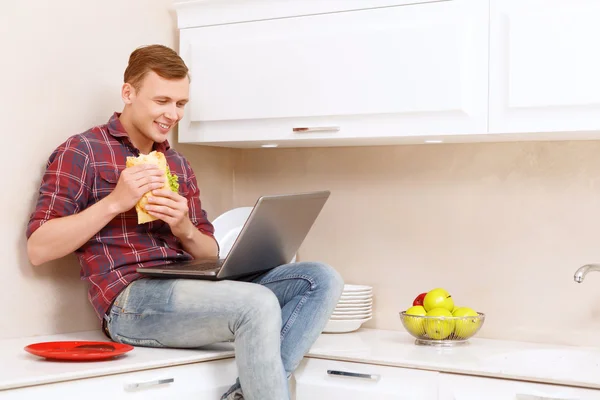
[323,284,373,333]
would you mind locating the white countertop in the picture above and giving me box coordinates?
[307,329,600,390]
[2,328,600,391]
[0,330,234,391]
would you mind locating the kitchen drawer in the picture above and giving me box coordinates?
[294,358,439,400]
[1,358,238,399]
[439,372,600,400]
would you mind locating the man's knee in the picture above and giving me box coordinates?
[303,262,345,295]
[243,285,282,322]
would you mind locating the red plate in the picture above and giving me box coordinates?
[24,341,134,361]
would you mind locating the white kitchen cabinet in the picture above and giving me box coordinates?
[438,373,600,400]
[489,0,600,135]
[175,0,600,148]
[293,358,439,400]
[177,0,489,147]
[175,0,451,29]
[1,358,238,400]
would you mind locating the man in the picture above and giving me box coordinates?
[26,44,344,400]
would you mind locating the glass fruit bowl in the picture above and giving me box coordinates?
[399,311,486,346]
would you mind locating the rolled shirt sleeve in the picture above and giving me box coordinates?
[26,137,91,239]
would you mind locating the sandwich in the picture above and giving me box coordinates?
[125,151,179,224]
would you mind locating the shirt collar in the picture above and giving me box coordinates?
[107,112,171,153]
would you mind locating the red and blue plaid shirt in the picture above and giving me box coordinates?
[26,112,216,322]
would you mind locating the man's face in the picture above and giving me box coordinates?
[125,71,189,144]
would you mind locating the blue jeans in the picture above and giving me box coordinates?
[105,262,344,400]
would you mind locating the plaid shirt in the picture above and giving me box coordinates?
[26,112,216,322]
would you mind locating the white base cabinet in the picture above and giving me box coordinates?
[439,373,600,400]
[1,358,238,400]
[294,358,440,400]
[293,359,600,400]
[3,356,600,399]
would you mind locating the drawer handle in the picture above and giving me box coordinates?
[327,369,380,381]
[293,126,340,133]
[516,395,574,400]
[124,377,174,391]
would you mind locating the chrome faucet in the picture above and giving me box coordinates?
[574,264,600,283]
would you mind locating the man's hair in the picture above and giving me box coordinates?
[124,44,189,90]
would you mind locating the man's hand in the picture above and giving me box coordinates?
[146,189,218,259]
[107,165,166,214]
[145,189,194,239]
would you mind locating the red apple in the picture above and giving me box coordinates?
[412,292,427,307]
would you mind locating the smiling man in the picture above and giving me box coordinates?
[26,45,344,400]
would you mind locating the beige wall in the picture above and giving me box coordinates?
[234,142,600,347]
[177,145,236,218]
[4,2,599,350]
[0,0,234,340]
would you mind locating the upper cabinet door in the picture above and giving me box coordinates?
[489,0,600,134]
[178,0,489,147]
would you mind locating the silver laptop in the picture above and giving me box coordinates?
[137,190,330,280]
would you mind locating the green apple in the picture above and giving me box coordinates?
[423,288,454,312]
[403,306,426,336]
[452,307,480,339]
[424,308,455,340]
[452,306,477,317]
[406,305,426,316]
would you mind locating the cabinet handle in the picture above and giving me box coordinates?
[293,126,340,133]
[327,369,380,381]
[124,377,174,391]
[516,394,574,400]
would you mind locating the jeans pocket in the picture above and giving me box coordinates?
[112,333,166,348]
[112,278,178,315]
